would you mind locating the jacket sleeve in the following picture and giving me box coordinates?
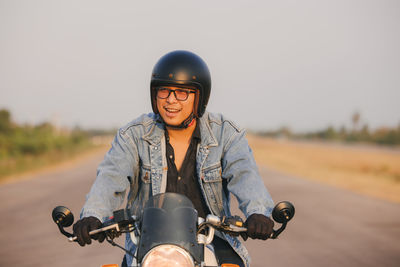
[221,129,274,218]
[80,128,139,221]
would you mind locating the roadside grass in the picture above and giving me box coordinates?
[248,135,400,203]
[3,131,399,204]
[0,142,98,181]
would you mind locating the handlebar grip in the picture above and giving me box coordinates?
[229,225,247,232]
[68,224,119,242]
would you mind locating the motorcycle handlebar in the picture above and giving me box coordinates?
[55,200,294,243]
[68,223,120,242]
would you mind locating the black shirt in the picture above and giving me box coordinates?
[165,122,211,218]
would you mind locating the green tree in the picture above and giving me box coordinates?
[359,124,370,142]
[0,109,12,134]
[324,126,338,140]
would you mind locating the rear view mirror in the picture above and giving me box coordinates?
[272,201,295,224]
[52,206,74,227]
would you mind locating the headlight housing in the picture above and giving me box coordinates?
[142,244,195,267]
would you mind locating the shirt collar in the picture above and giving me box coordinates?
[164,119,201,142]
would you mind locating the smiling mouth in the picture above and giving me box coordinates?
[164,107,181,113]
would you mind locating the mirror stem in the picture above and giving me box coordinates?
[270,221,287,239]
[57,223,74,238]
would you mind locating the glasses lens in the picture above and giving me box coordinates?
[157,88,170,99]
[175,89,190,101]
[157,88,195,100]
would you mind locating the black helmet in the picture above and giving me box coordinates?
[150,50,211,118]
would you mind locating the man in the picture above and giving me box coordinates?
[73,50,274,267]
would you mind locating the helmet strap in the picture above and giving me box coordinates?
[161,113,196,129]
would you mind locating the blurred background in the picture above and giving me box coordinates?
[0,1,399,267]
[1,0,399,131]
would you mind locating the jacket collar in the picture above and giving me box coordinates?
[198,112,218,148]
[141,114,165,146]
[141,112,218,148]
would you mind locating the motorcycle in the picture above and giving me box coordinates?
[52,192,295,267]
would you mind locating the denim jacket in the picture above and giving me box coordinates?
[81,111,274,267]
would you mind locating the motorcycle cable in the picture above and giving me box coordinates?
[106,236,136,258]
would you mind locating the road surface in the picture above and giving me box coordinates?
[0,151,399,267]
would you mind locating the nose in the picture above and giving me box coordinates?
[166,90,178,103]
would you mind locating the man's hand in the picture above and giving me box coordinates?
[73,216,105,246]
[245,214,274,240]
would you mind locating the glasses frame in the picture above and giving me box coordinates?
[156,87,196,101]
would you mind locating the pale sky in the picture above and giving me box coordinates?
[1,0,399,131]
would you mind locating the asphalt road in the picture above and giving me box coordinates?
[0,151,399,267]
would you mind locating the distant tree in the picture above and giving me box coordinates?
[324,126,337,140]
[255,114,400,146]
[0,109,12,133]
[278,126,292,138]
[359,124,370,141]
[339,126,347,139]
[352,111,360,132]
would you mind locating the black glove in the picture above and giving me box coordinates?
[73,216,105,246]
[245,214,274,240]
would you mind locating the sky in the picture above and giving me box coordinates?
[1,0,399,132]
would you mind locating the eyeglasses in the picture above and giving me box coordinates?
[156,87,196,101]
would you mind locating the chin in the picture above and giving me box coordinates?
[162,117,182,126]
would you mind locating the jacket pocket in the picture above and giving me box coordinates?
[140,165,151,184]
[129,165,152,219]
[201,164,224,215]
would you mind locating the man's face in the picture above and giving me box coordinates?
[156,86,196,126]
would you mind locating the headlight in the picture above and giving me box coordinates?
[142,244,195,267]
